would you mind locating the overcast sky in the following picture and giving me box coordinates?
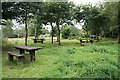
[12,0,105,31]
[69,0,105,5]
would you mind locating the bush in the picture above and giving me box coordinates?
[62,27,71,39]
[9,34,18,38]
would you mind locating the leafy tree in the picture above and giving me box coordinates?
[88,10,110,39]
[2,2,43,45]
[102,2,119,40]
[47,2,74,45]
[37,2,74,45]
[14,26,25,38]
[2,19,14,38]
[29,22,44,37]
[74,4,99,38]
[118,2,120,43]
[69,26,81,39]
[37,2,56,43]
[41,28,49,35]
[62,26,71,39]
[2,2,16,20]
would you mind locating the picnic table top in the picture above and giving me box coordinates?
[78,39,93,40]
[34,38,45,40]
[14,46,43,51]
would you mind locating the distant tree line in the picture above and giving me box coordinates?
[2,1,120,45]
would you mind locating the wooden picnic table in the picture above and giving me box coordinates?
[14,46,43,62]
[34,38,45,43]
[90,36,99,42]
[78,39,94,46]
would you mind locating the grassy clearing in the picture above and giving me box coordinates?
[2,38,118,78]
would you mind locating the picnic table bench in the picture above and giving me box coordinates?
[34,38,45,43]
[90,36,99,42]
[8,46,43,64]
[8,52,25,64]
[78,39,94,46]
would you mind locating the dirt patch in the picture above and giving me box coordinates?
[5,65,13,68]
[8,37,57,41]
[8,38,32,41]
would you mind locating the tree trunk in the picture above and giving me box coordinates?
[85,21,89,39]
[18,34,19,38]
[56,22,61,45]
[50,22,54,44]
[112,31,114,38]
[35,24,37,39]
[118,1,120,43]
[57,30,59,42]
[96,33,98,39]
[25,19,28,46]
[100,32,102,40]
[86,30,88,38]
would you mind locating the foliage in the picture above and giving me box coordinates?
[50,27,57,37]
[62,26,71,39]
[29,23,42,37]
[103,2,118,38]
[41,28,49,35]
[29,23,49,37]
[2,19,14,38]
[69,26,81,39]
[42,2,75,45]
[74,4,100,38]
[14,26,25,38]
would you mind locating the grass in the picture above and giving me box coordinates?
[2,38,118,78]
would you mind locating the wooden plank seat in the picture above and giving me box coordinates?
[80,42,91,46]
[34,39,45,43]
[90,36,99,42]
[79,39,93,46]
[8,52,25,64]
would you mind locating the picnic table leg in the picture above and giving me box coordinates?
[29,50,35,62]
[86,40,88,43]
[16,56,25,65]
[80,40,83,46]
[34,39,36,43]
[19,49,25,54]
[90,40,93,43]
[41,40,43,44]
[8,54,13,62]
[80,42,82,46]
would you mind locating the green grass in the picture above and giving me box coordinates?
[2,38,118,78]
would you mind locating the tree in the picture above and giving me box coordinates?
[47,2,74,45]
[74,4,100,38]
[37,2,56,43]
[103,2,119,39]
[118,1,120,43]
[14,26,25,38]
[2,2,43,45]
[62,26,71,39]
[88,10,110,39]
[2,19,14,38]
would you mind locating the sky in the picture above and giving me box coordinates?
[12,0,105,31]
[69,0,105,6]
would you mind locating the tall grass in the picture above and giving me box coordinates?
[2,38,118,78]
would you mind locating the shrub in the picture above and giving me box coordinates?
[10,34,18,38]
[62,27,71,39]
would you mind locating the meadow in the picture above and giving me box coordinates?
[2,38,118,78]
